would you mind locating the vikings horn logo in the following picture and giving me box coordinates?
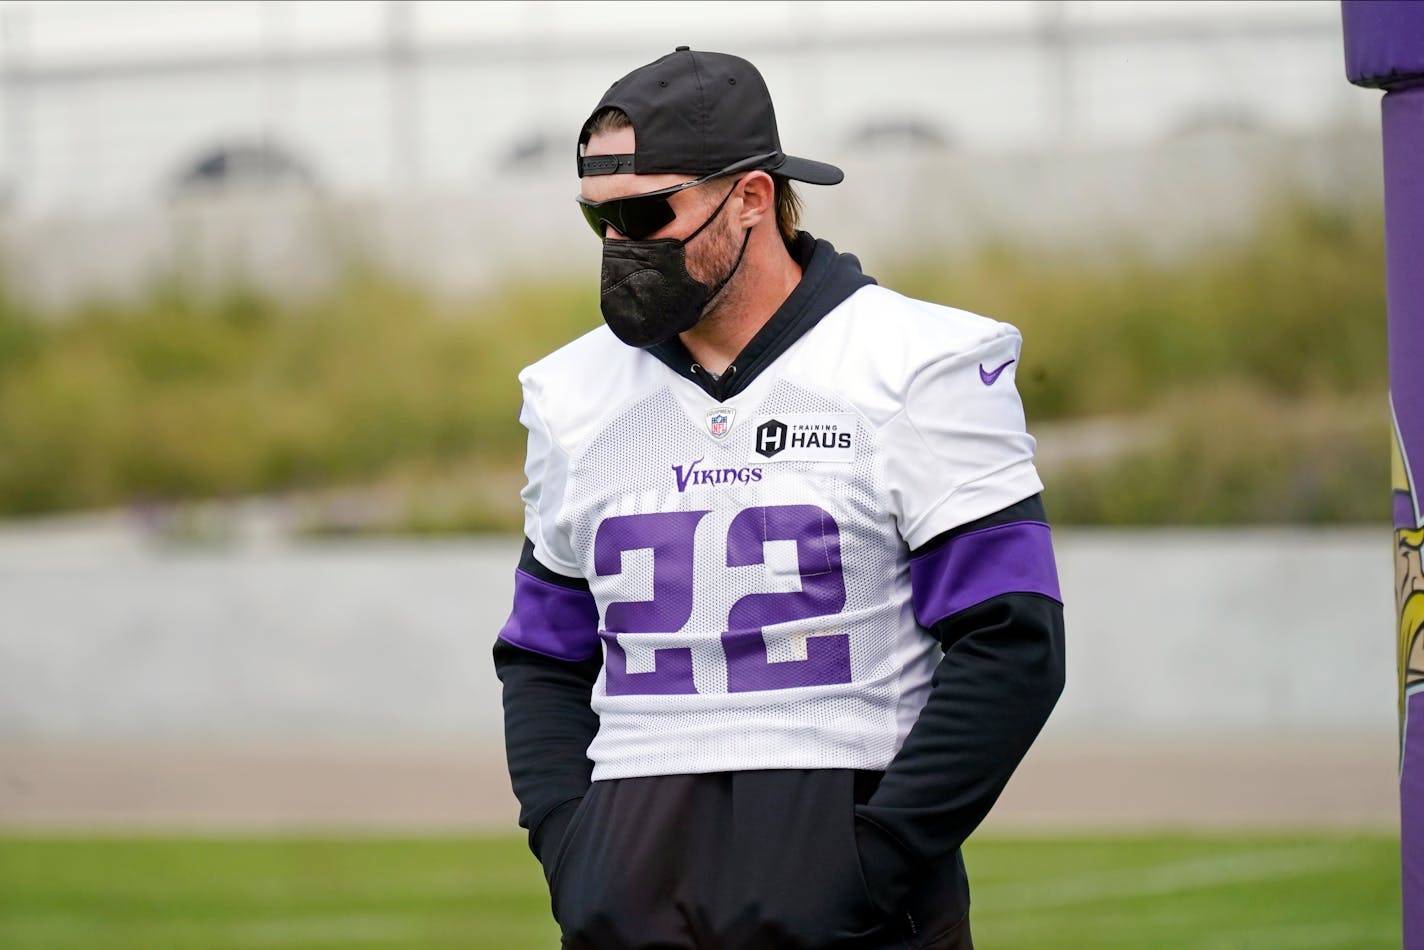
[1394,417,1424,756]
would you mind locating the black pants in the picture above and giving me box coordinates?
[543,769,972,949]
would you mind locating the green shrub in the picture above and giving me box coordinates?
[885,200,1388,421]
[1047,383,1390,524]
[0,197,1394,526]
[0,271,600,516]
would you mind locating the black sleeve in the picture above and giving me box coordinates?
[854,495,1066,913]
[492,539,603,871]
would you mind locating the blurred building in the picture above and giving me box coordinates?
[0,0,1381,306]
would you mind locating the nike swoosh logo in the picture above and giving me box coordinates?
[979,359,1016,386]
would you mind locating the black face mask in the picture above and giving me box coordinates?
[598,183,751,348]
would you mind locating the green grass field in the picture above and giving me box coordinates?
[0,833,1399,949]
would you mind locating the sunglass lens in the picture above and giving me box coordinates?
[581,203,607,236]
[618,195,676,239]
[581,193,676,240]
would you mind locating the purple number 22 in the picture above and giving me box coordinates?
[594,505,848,696]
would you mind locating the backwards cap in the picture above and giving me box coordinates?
[577,46,843,186]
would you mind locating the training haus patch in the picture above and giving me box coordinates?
[749,413,856,462]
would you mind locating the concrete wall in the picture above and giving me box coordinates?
[0,519,1395,742]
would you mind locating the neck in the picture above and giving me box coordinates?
[679,227,802,375]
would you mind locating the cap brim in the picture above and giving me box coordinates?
[769,154,844,185]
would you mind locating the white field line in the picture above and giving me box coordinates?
[0,912,448,947]
[973,845,1355,912]
[0,869,508,904]
[1199,920,1401,950]
[226,914,435,947]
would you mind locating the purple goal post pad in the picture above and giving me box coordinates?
[498,568,601,661]
[909,520,1062,628]
[1342,0,1424,89]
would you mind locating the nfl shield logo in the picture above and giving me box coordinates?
[705,407,735,440]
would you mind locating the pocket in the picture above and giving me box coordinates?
[852,811,913,920]
[850,821,884,920]
[813,772,898,943]
[899,846,971,949]
[844,800,890,926]
[720,769,894,948]
[797,774,894,945]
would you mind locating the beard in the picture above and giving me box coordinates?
[684,200,746,318]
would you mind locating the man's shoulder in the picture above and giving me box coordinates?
[519,323,628,386]
[517,324,657,443]
[793,286,1022,417]
[833,284,1019,360]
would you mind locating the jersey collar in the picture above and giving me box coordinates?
[646,232,876,401]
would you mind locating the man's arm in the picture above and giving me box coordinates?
[494,538,602,870]
[855,494,1066,913]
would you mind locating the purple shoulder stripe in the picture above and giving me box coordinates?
[498,568,601,662]
[909,520,1062,628]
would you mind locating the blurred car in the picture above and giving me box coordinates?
[1164,106,1267,141]
[844,117,954,152]
[170,141,319,195]
[500,130,567,172]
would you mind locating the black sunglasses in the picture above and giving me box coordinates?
[575,152,777,239]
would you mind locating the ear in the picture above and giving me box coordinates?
[734,171,775,229]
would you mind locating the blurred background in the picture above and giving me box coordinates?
[0,1,1403,947]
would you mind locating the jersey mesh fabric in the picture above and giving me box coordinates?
[561,380,937,780]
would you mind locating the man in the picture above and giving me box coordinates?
[494,47,1064,950]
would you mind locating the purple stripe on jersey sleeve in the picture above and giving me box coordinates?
[498,568,600,662]
[910,520,1062,628]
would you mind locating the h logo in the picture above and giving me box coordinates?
[755,419,788,458]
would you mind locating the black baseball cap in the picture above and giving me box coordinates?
[577,47,844,186]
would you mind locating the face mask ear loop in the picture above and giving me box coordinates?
[681,179,741,246]
[702,227,753,308]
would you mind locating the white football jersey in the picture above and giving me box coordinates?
[516,284,1042,780]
